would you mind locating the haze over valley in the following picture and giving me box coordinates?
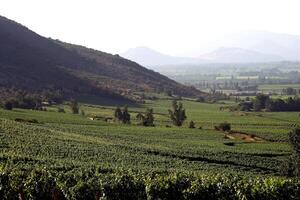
[1,1,300,199]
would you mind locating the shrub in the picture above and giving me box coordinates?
[217,122,231,132]
[136,108,155,126]
[189,121,195,128]
[57,107,65,113]
[3,101,13,110]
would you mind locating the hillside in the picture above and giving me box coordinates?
[0,16,201,103]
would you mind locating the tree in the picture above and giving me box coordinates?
[283,87,297,95]
[3,101,13,110]
[253,94,269,111]
[168,100,187,126]
[70,100,79,114]
[189,120,195,128]
[136,108,154,126]
[122,106,131,124]
[114,107,123,121]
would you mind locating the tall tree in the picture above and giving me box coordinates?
[114,107,123,121]
[70,100,79,114]
[168,100,187,126]
[122,106,131,124]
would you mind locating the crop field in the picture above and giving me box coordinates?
[1,98,300,199]
[1,99,299,175]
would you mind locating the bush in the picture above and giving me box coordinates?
[189,121,195,128]
[3,101,13,110]
[57,107,65,113]
[1,168,300,200]
[217,122,231,132]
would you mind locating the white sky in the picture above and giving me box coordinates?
[1,0,300,56]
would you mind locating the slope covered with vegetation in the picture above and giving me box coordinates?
[0,16,201,103]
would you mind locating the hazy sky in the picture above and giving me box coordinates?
[1,0,300,56]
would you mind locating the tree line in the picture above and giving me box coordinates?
[238,94,300,112]
[113,100,192,127]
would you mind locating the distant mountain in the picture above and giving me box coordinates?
[0,16,202,102]
[198,47,284,63]
[121,46,201,66]
[204,31,300,61]
[123,31,300,66]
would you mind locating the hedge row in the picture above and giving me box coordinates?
[0,168,299,200]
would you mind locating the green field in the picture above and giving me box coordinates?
[1,99,299,176]
[1,98,300,199]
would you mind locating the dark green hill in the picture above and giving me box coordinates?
[0,16,202,103]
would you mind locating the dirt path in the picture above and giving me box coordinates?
[225,131,265,142]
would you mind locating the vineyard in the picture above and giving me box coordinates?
[0,98,300,199]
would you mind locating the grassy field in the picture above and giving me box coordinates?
[1,98,299,178]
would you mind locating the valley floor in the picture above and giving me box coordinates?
[1,98,298,176]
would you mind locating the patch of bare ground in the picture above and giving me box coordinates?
[224,131,265,142]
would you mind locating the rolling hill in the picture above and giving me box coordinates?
[0,16,201,103]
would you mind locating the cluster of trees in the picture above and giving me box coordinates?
[113,100,189,127]
[136,108,154,126]
[114,106,131,124]
[1,94,43,111]
[238,94,300,112]
[0,88,63,111]
[282,87,300,95]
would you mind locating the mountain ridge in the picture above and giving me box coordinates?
[122,31,300,66]
[0,15,202,103]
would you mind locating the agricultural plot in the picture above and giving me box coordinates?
[1,98,300,199]
[0,99,299,176]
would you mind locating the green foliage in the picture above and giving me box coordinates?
[189,120,195,128]
[3,101,13,110]
[114,106,131,124]
[217,122,231,132]
[289,128,300,155]
[114,107,123,121]
[70,100,79,114]
[253,94,269,111]
[57,107,65,113]
[122,106,131,124]
[1,169,299,200]
[136,108,155,126]
[168,100,187,126]
[284,128,300,177]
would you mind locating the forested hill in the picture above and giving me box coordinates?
[0,16,201,102]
